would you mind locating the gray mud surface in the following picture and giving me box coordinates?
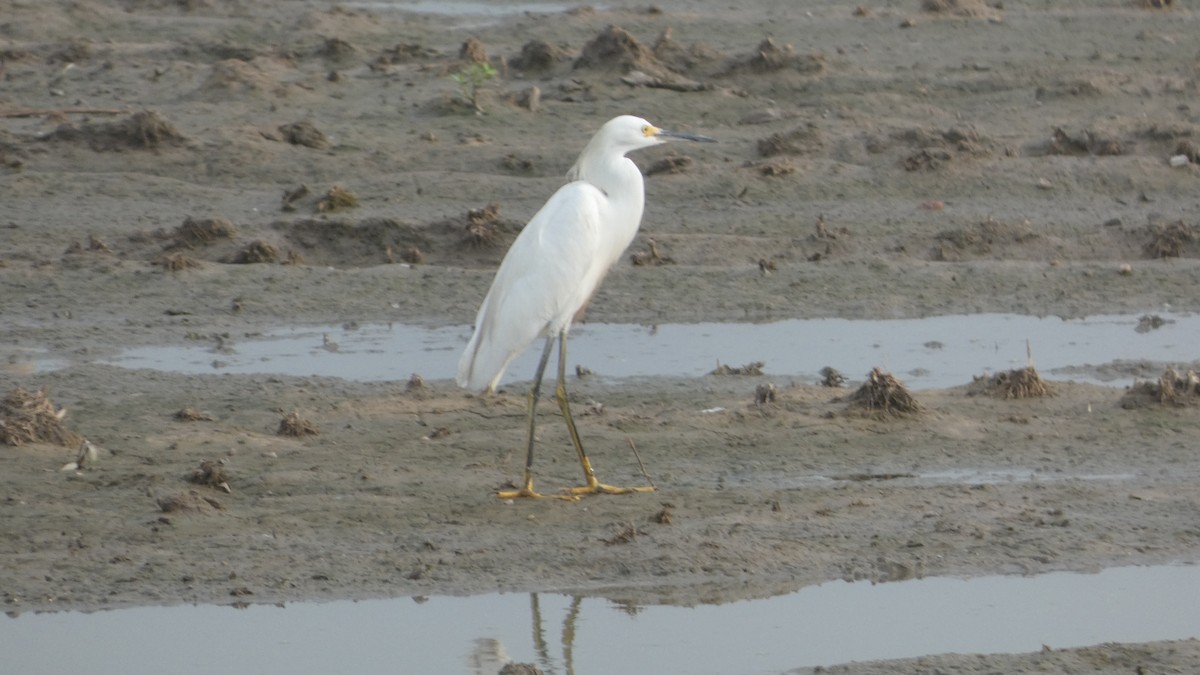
[3,1,1200,671]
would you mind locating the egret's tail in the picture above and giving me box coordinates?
[457,326,516,394]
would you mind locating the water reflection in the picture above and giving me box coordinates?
[3,565,1199,674]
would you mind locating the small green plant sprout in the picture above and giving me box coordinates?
[450,62,497,113]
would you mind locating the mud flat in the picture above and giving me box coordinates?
[2,1,1199,672]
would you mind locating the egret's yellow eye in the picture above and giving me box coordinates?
[642,125,659,137]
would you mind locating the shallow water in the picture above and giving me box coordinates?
[4,565,1197,675]
[99,312,1198,389]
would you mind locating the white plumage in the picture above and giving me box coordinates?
[456,115,715,498]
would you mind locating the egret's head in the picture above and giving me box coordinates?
[602,115,717,153]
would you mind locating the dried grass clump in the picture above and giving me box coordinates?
[1120,368,1200,408]
[278,121,329,149]
[154,252,202,271]
[463,203,503,247]
[847,368,921,417]
[1144,221,1196,259]
[316,185,359,213]
[1155,368,1200,404]
[175,406,215,421]
[173,216,237,247]
[189,459,232,493]
[710,361,765,376]
[230,240,279,264]
[0,388,82,447]
[278,411,319,437]
[971,366,1054,399]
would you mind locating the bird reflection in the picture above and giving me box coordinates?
[467,593,586,675]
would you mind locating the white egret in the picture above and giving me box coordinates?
[457,115,716,499]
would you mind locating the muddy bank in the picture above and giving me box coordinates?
[3,1,1200,672]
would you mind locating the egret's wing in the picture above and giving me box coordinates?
[457,182,606,392]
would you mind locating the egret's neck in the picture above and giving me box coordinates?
[572,153,645,209]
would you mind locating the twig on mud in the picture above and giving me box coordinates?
[627,437,655,489]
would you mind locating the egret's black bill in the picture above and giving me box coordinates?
[660,129,718,143]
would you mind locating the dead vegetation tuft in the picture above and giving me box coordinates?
[463,203,503,247]
[970,366,1054,399]
[1,388,82,447]
[1143,220,1197,258]
[846,368,921,417]
[278,121,329,149]
[1121,368,1200,408]
[172,216,237,248]
[278,411,319,437]
[154,252,202,271]
[229,240,279,264]
[754,383,778,405]
[281,184,310,211]
[459,36,488,64]
[189,459,232,493]
[175,406,215,421]
[710,361,765,376]
[316,185,359,213]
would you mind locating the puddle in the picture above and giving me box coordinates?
[4,565,1197,674]
[97,312,1199,389]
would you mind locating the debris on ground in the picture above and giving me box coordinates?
[278,411,320,437]
[970,366,1053,399]
[1,388,82,447]
[846,368,921,417]
[710,361,765,376]
[190,459,232,493]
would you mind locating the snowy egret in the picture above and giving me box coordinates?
[457,115,716,499]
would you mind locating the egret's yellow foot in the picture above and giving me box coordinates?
[497,479,580,501]
[564,483,655,496]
